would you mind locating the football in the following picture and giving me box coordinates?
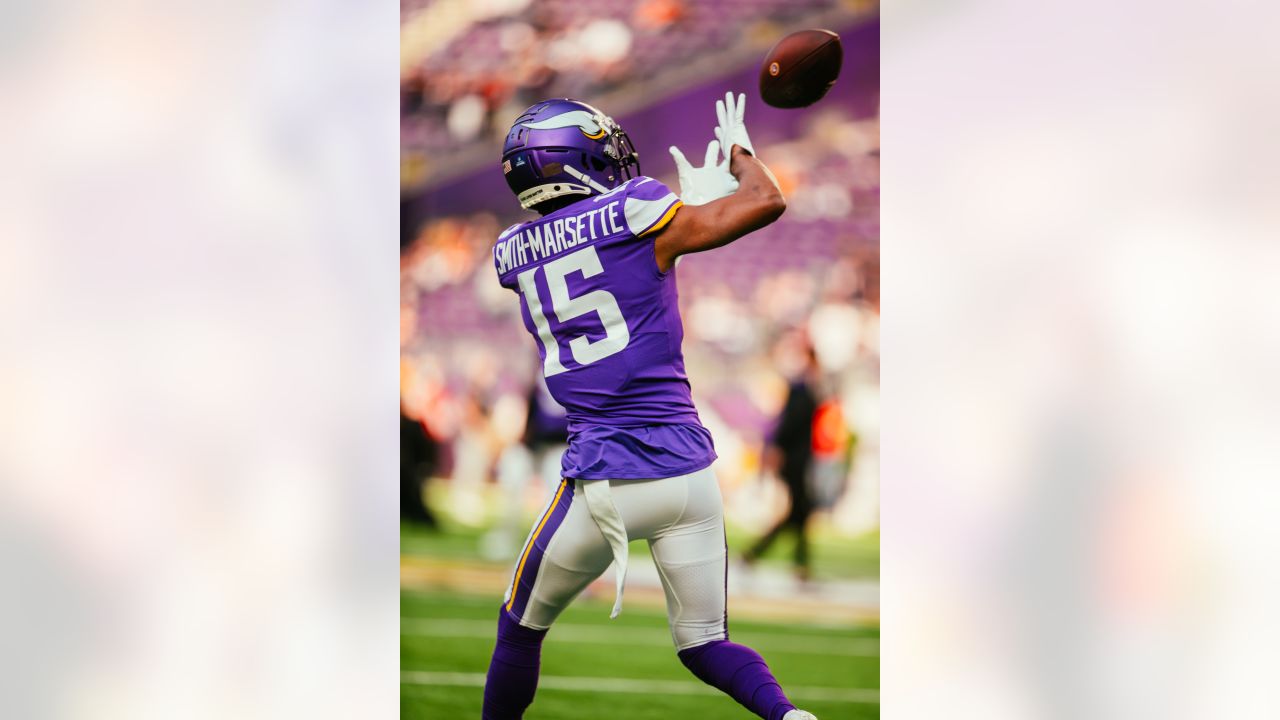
[758,29,843,109]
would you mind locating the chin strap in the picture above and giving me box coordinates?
[517,181,591,210]
[563,165,610,194]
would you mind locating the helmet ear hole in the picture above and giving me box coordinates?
[591,157,606,172]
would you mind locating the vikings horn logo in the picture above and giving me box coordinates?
[522,110,609,140]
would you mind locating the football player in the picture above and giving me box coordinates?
[484,92,817,720]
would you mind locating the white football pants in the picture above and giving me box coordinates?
[501,466,728,650]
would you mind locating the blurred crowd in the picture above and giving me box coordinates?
[400,0,874,187]
[401,108,880,540]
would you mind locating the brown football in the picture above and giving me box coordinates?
[759,29,843,109]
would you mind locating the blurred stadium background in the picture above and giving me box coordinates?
[400,1,880,716]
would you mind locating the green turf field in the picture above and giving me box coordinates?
[401,588,879,719]
[402,486,880,720]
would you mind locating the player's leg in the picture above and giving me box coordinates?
[744,510,786,563]
[792,500,813,580]
[482,479,612,720]
[745,472,804,564]
[647,467,810,720]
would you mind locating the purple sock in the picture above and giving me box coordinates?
[678,640,796,720]
[482,609,547,720]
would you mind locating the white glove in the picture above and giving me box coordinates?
[714,91,754,157]
[668,139,739,206]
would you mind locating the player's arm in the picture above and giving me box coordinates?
[653,146,785,272]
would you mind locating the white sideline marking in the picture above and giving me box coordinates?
[402,671,880,704]
[401,618,879,657]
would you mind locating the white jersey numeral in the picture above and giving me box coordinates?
[516,246,630,377]
[517,268,569,376]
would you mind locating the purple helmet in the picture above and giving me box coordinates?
[501,99,640,212]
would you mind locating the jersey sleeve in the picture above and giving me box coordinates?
[622,177,683,238]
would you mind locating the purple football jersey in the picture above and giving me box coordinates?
[493,177,717,480]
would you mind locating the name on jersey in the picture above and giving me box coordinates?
[495,200,625,276]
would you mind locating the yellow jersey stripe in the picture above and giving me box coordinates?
[507,479,568,611]
[638,201,683,237]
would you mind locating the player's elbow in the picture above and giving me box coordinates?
[760,190,786,224]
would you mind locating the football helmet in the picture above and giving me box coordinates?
[501,99,640,212]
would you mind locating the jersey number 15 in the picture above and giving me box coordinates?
[517,246,631,377]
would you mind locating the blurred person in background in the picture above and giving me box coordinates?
[745,341,821,580]
[482,93,820,720]
[809,394,854,511]
[523,375,570,491]
[484,379,569,559]
[401,401,439,528]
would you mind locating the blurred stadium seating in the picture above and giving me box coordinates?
[402,0,878,188]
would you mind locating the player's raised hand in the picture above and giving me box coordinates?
[668,139,739,206]
[714,91,754,157]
